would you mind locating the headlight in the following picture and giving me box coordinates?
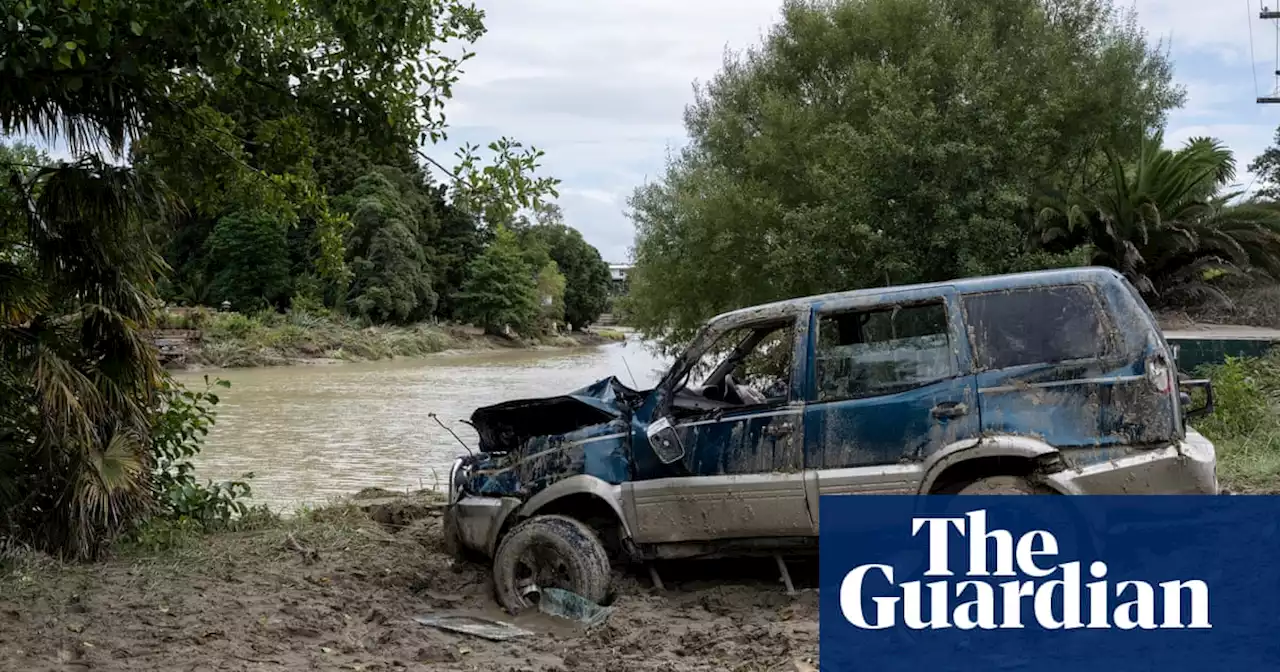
[448,457,467,504]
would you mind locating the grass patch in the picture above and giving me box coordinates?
[186,310,464,367]
[1193,351,1280,493]
[591,328,627,341]
[166,309,618,369]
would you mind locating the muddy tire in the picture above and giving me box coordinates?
[492,515,611,614]
[956,475,1055,495]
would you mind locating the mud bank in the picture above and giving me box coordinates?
[0,491,817,671]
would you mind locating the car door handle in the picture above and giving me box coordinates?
[763,421,795,437]
[930,402,968,419]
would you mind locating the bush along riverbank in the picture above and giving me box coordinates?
[1192,349,1280,493]
[153,308,626,369]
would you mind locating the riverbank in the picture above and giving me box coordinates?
[157,309,627,370]
[0,489,816,672]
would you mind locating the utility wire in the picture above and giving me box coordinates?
[1249,0,1262,98]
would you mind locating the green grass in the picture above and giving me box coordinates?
[1193,351,1280,493]
[168,309,466,367]
[592,328,627,341]
[160,309,612,368]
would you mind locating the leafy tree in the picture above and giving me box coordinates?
[1248,127,1280,202]
[432,195,489,320]
[0,149,167,558]
[535,260,568,330]
[521,204,612,329]
[340,170,436,323]
[1036,133,1280,303]
[627,0,1183,345]
[455,226,539,336]
[205,210,292,312]
[0,0,561,558]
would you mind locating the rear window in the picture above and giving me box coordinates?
[963,285,1110,370]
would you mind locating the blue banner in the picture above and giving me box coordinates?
[818,495,1280,671]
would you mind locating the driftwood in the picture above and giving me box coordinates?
[284,533,319,564]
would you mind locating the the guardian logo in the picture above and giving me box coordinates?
[840,510,1211,631]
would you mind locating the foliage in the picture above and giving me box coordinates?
[1,0,485,156]
[455,226,539,336]
[535,261,568,329]
[0,149,167,559]
[1035,132,1280,303]
[1194,353,1280,492]
[1248,126,1280,202]
[626,0,1183,345]
[150,376,257,527]
[0,0,572,559]
[205,210,293,312]
[4,0,561,319]
[194,309,459,366]
[339,170,436,324]
[520,204,613,329]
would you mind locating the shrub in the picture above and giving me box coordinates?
[147,376,263,530]
[208,312,259,340]
[1195,351,1280,492]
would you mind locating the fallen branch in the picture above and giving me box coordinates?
[284,534,319,564]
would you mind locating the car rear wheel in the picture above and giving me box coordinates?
[492,514,611,613]
[956,474,1056,495]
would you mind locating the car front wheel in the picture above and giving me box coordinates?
[492,514,611,613]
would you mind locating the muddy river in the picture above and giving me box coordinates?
[178,336,670,511]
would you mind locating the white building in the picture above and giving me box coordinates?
[608,263,632,292]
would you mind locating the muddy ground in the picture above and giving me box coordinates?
[0,492,818,671]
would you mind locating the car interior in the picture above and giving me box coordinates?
[671,322,793,415]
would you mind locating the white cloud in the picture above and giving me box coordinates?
[430,0,783,261]
[429,1,1280,262]
[559,187,619,206]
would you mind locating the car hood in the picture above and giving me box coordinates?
[469,376,641,454]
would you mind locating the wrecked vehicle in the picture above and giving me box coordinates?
[444,267,1219,612]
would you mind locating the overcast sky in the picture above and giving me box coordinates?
[428,0,1280,263]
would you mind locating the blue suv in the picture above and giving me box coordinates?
[445,267,1218,613]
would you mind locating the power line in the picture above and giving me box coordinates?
[1250,0,1262,100]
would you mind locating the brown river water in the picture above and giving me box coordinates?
[177,336,670,511]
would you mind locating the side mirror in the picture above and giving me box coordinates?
[646,416,685,464]
[1180,379,1214,421]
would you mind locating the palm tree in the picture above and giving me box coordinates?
[1,148,168,558]
[1034,132,1280,303]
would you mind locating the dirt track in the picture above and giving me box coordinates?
[0,493,818,671]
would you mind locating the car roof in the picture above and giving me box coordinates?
[706,266,1127,326]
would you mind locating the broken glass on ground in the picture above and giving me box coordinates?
[413,613,535,641]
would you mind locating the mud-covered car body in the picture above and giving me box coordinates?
[446,267,1218,563]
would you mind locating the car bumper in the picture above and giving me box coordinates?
[1045,429,1219,495]
[444,457,515,558]
[445,495,508,557]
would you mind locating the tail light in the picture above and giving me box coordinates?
[1147,354,1172,395]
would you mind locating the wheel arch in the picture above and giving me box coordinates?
[488,475,633,556]
[919,435,1067,494]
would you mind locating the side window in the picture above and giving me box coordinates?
[814,302,956,402]
[963,285,1109,370]
[685,321,796,404]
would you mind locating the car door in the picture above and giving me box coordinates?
[624,315,812,545]
[800,288,980,519]
[961,283,1123,448]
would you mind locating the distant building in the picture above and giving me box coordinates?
[607,263,632,294]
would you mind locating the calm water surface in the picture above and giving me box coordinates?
[177,337,669,511]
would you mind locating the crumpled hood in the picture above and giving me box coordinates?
[469,376,638,454]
